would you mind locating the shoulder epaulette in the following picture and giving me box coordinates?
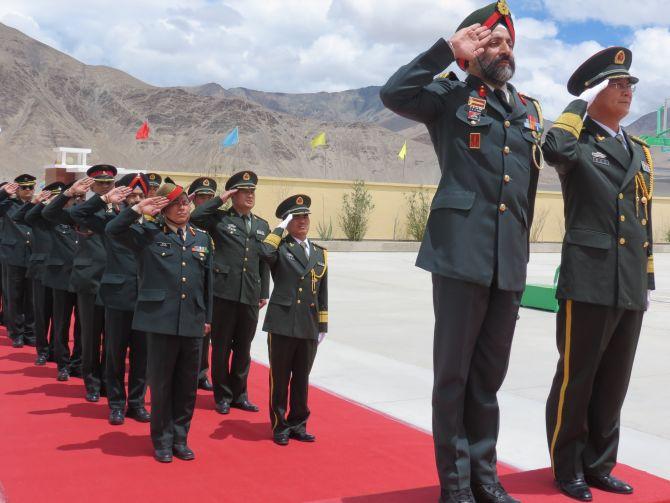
[192,225,208,234]
[434,71,459,81]
[630,135,649,148]
[521,94,543,126]
[252,214,268,224]
[312,242,327,251]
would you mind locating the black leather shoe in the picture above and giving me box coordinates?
[35,355,48,366]
[109,409,125,425]
[273,434,289,446]
[439,488,475,503]
[24,337,36,347]
[585,474,633,494]
[289,430,316,442]
[154,449,173,463]
[57,369,70,381]
[472,483,519,503]
[215,401,230,415]
[12,337,24,348]
[230,400,259,412]
[126,407,151,423]
[85,391,100,403]
[198,378,213,391]
[556,479,593,501]
[173,444,195,461]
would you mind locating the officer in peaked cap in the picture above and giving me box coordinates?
[544,47,650,501]
[186,175,218,391]
[259,194,328,447]
[191,170,270,416]
[0,174,37,348]
[69,172,151,425]
[380,1,541,501]
[106,181,213,463]
[147,173,162,197]
[43,166,117,392]
[25,181,66,365]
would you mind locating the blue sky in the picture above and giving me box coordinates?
[0,0,668,120]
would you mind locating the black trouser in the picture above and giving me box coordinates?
[77,293,105,393]
[546,300,643,482]
[211,297,259,405]
[5,265,35,342]
[198,334,210,382]
[147,332,203,450]
[33,280,54,358]
[53,289,82,371]
[0,263,5,325]
[267,333,318,437]
[105,308,147,411]
[431,274,521,492]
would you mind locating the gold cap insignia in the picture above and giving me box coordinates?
[615,50,626,65]
[149,174,155,180]
[497,0,510,15]
[243,172,250,181]
[203,179,210,186]
[296,196,304,205]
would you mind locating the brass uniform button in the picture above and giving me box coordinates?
[503,175,511,184]
[297,300,301,304]
[244,257,248,261]
[161,252,166,257]
[641,218,647,226]
[181,277,186,283]
[181,293,187,299]
[504,120,511,128]
[643,241,649,248]
[503,146,510,155]
[499,203,507,213]
[620,215,626,222]
[619,238,626,246]
[618,193,624,200]
[298,288,303,292]
[182,261,186,266]
[182,246,186,251]
[243,268,247,272]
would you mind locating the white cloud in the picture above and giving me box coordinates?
[0,0,667,121]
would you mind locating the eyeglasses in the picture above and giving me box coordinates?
[169,199,191,207]
[609,82,636,92]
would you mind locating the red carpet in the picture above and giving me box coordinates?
[1,329,669,503]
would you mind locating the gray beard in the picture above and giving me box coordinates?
[477,55,515,87]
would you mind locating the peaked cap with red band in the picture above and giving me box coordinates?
[117,173,150,196]
[156,182,185,203]
[86,164,117,182]
[456,0,515,71]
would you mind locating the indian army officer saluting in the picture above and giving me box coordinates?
[44,167,117,402]
[69,174,152,426]
[189,176,218,392]
[543,48,653,502]
[106,181,213,463]
[380,1,542,502]
[191,170,270,415]
[259,195,327,446]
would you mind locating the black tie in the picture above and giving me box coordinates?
[244,215,251,234]
[495,89,512,112]
[177,228,185,242]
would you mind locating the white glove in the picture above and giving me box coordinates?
[318,332,326,344]
[581,79,609,107]
[278,213,293,230]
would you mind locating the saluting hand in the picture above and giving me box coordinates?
[204,323,211,335]
[136,196,170,216]
[32,190,52,204]
[219,189,238,204]
[278,213,293,230]
[449,23,492,61]
[102,186,132,205]
[65,177,94,197]
[2,182,19,195]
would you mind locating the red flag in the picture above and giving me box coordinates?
[135,121,150,140]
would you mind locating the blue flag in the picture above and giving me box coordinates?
[221,126,239,148]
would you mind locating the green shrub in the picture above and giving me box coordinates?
[339,180,375,241]
[405,190,431,241]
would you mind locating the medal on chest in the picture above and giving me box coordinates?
[466,96,487,126]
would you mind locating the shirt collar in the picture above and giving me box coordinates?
[292,236,309,248]
[590,117,623,138]
[164,219,187,236]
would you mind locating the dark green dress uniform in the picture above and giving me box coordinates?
[27,196,82,376]
[259,195,328,442]
[189,176,218,389]
[190,171,271,411]
[70,175,150,420]
[43,165,117,398]
[543,48,653,485]
[0,174,37,347]
[0,182,8,327]
[106,188,213,453]
[380,1,542,495]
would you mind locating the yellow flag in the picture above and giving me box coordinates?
[398,141,407,160]
[311,132,327,149]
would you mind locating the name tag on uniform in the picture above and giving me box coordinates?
[641,160,651,173]
[226,223,237,234]
[157,242,171,248]
[592,152,610,166]
[256,229,266,237]
[286,253,296,261]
